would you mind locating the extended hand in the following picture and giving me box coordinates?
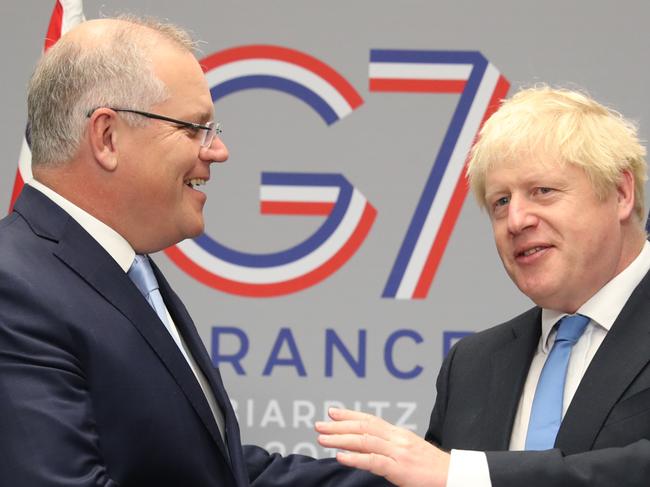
[315,408,450,487]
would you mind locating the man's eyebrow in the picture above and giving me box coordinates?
[197,112,214,124]
[182,109,213,124]
[484,188,506,200]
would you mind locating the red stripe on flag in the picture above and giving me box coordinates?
[44,1,64,51]
[9,1,67,213]
[8,170,24,213]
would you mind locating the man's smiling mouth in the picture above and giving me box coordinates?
[185,178,206,189]
[520,246,546,257]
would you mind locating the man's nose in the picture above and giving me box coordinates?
[199,135,229,163]
[507,195,538,234]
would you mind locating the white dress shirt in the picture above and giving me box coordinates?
[28,180,227,441]
[447,240,650,487]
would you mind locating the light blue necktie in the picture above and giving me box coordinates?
[128,254,169,329]
[128,255,229,446]
[525,314,590,450]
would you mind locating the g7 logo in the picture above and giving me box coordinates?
[165,46,509,299]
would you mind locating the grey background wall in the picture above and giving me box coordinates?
[2,0,649,457]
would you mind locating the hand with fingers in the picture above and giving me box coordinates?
[315,408,450,487]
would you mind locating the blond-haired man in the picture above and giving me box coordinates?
[317,86,650,487]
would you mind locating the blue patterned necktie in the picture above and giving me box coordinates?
[128,254,170,329]
[525,314,590,450]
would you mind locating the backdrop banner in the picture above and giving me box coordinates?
[2,0,649,458]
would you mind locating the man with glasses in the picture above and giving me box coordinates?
[0,15,387,487]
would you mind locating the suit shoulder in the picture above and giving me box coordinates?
[452,306,540,355]
[0,212,20,232]
[0,212,54,269]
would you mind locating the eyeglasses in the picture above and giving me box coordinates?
[86,107,222,147]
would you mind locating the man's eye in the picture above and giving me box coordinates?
[494,196,510,207]
[490,196,509,218]
[537,187,554,195]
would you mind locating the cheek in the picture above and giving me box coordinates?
[492,225,510,257]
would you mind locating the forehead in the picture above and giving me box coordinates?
[151,44,213,117]
[484,155,581,190]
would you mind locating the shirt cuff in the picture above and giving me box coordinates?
[446,449,492,487]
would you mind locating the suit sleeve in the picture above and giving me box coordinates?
[424,340,457,446]
[486,442,650,487]
[0,270,118,487]
[242,444,394,486]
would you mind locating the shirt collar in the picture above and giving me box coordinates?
[540,240,650,352]
[29,179,135,273]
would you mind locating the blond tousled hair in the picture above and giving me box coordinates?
[467,86,647,221]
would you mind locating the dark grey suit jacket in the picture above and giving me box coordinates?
[426,271,650,486]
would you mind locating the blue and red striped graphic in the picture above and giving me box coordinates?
[373,50,510,300]
[260,175,339,216]
[201,45,362,124]
[166,173,375,297]
[166,46,375,297]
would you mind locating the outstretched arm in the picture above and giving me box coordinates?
[315,408,450,487]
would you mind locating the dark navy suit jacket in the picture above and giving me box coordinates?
[426,276,650,486]
[0,186,388,487]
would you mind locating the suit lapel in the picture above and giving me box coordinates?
[153,263,248,482]
[480,309,541,450]
[556,270,650,454]
[14,188,233,466]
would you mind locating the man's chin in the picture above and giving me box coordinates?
[521,286,570,311]
[182,220,205,241]
[152,221,205,251]
[513,277,555,306]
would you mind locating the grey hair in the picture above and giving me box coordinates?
[28,16,197,166]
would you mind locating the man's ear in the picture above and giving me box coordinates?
[87,108,119,171]
[616,169,636,221]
